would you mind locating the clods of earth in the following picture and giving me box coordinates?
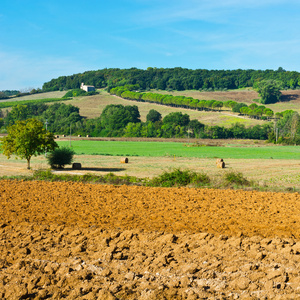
[1,180,300,299]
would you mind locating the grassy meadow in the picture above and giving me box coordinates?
[65,90,266,127]
[57,140,300,160]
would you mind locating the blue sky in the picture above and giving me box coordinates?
[1,0,300,90]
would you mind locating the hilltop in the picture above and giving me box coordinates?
[42,67,300,92]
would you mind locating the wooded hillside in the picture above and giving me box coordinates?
[42,67,300,92]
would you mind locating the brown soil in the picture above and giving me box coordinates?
[1,180,300,299]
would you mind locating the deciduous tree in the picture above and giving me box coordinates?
[1,118,58,169]
[146,109,162,123]
[256,80,282,104]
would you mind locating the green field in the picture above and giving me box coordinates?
[57,140,300,160]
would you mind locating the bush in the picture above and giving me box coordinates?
[223,171,249,186]
[148,168,210,187]
[63,89,87,98]
[47,146,75,169]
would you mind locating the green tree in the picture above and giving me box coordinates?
[100,104,141,132]
[124,122,143,137]
[188,119,204,137]
[232,103,247,113]
[0,92,8,99]
[256,80,282,104]
[5,104,31,125]
[146,109,162,123]
[1,118,58,169]
[163,112,190,126]
[264,108,274,119]
[211,101,223,111]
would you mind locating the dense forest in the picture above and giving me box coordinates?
[42,67,300,92]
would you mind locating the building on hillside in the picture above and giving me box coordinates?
[80,82,95,92]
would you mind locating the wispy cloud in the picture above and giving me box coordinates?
[135,0,300,26]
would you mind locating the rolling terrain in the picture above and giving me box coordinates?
[5,89,300,127]
[1,89,300,299]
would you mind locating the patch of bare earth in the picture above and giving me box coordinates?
[1,180,300,299]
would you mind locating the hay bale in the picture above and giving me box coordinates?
[120,157,129,164]
[78,135,81,137]
[217,161,225,169]
[72,163,82,170]
[86,135,90,137]
[216,158,224,164]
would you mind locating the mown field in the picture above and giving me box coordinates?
[0,138,299,192]
[56,139,300,159]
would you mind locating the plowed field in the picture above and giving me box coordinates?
[1,180,300,299]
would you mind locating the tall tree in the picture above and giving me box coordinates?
[100,104,141,131]
[1,119,58,169]
[163,112,190,127]
[256,80,282,104]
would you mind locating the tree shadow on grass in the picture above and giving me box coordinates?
[280,93,300,102]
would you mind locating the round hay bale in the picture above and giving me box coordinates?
[72,163,82,170]
[120,157,129,164]
[216,158,224,164]
[78,135,81,137]
[86,135,90,137]
[217,161,225,169]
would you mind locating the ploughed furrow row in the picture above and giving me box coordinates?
[0,180,300,238]
[1,180,300,299]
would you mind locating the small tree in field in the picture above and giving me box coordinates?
[1,118,58,169]
[47,146,75,169]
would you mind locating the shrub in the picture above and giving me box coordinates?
[223,171,249,186]
[47,146,75,169]
[148,168,210,187]
[63,89,87,98]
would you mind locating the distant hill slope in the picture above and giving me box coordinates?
[42,67,300,92]
[64,89,300,127]
[152,89,300,113]
[4,89,300,128]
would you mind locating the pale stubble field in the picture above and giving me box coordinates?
[1,152,299,192]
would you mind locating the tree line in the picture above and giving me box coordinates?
[1,89,299,143]
[0,102,272,140]
[42,67,300,93]
[109,85,277,120]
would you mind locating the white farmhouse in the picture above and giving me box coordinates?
[80,82,95,92]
